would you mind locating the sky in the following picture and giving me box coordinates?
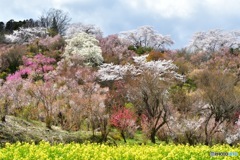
[1,0,240,49]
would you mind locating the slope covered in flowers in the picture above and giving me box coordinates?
[0,142,239,160]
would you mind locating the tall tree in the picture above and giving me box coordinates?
[194,69,240,145]
[63,32,103,67]
[98,54,184,143]
[0,21,4,42]
[65,23,103,39]
[49,17,59,36]
[5,19,14,33]
[0,22,4,32]
[187,29,240,54]
[120,26,174,53]
[39,8,71,35]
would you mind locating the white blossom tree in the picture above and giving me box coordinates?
[63,32,103,66]
[65,23,103,39]
[187,29,240,53]
[4,27,48,44]
[119,26,174,51]
[97,54,183,81]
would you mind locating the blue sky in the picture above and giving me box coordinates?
[1,0,240,49]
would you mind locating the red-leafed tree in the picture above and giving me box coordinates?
[110,107,137,143]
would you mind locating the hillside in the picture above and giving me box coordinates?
[0,115,83,146]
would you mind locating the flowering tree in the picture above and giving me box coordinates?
[65,23,103,39]
[0,79,33,121]
[194,69,240,145]
[120,26,174,51]
[110,107,137,143]
[187,29,240,53]
[99,34,135,64]
[0,45,26,74]
[98,54,183,143]
[97,54,183,82]
[166,115,205,145]
[26,80,65,128]
[45,60,110,140]
[63,32,103,66]
[4,27,48,44]
[6,54,56,81]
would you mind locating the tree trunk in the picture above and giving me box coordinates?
[1,100,9,122]
[46,114,52,129]
[1,115,6,122]
[121,130,127,143]
[100,118,109,142]
[150,129,156,143]
[204,113,213,145]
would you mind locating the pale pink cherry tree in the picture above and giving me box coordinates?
[26,80,67,129]
[119,25,174,51]
[225,115,240,144]
[99,34,136,64]
[187,29,240,54]
[46,60,110,140]
[65,22,103,39]
[0,78,34,121]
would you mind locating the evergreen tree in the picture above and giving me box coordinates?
[49,17,59,36]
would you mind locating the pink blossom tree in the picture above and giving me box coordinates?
[6,54,56,81]
[99,34,135,64]
[120,25,174,52]
[110,107,137,143]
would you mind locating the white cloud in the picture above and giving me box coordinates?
[124,0,199,19]
[124,0,240,19]
[202,0,240,15]
[51,0,91,8]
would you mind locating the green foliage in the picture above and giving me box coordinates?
[125,103,134,109]
[1,46,26,73]
[171,78,197,92]
[28,43,40,53]
[128,45,153,55]
[0,72,8,80]
[49,17,59,37]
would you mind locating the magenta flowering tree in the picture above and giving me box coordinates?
[110,107,137,142]
[6,54,56,81]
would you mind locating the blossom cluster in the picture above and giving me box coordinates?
[97,54,184,81]
[5,27,48,44]
[63,32,103,66]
